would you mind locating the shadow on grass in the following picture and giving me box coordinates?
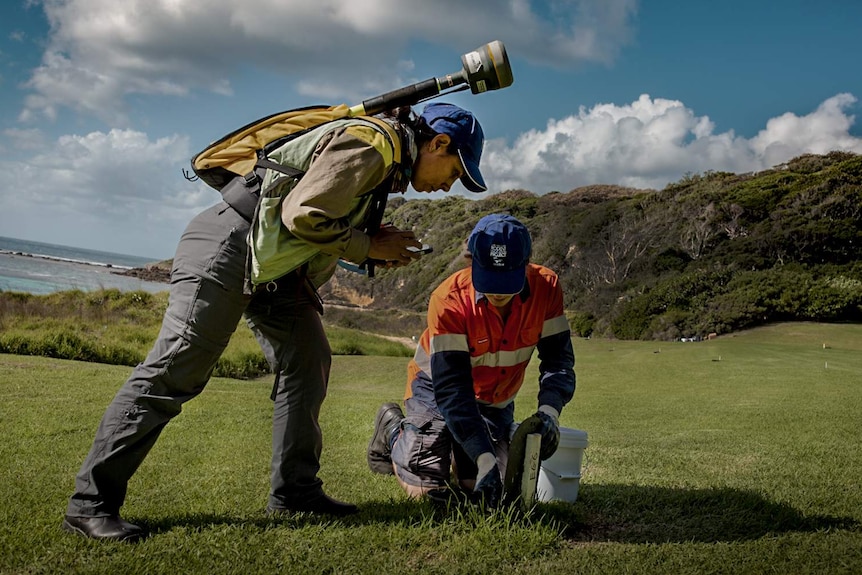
[135,499,451,538]
[128,484,858,544]
[540,483,860,544]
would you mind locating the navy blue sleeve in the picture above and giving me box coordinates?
[431,350,495,462]
[536,331,576,413]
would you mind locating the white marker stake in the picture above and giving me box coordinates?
[520,433,542,509]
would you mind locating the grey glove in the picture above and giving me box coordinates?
[534,406,561,460]
[473,452,502,510]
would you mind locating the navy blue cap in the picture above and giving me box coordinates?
[467,213,532,295]
[419,102,486,193]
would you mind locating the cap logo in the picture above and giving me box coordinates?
[489,243,507,267]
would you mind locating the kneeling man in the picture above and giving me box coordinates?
[367,213,576,508]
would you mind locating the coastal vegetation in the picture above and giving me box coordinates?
[1,151,860,374]
[325,151,862,340]
[0,289,411,379]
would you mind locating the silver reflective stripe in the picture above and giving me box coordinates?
[413,342,431,374]
[430,333,470,354]
[470,346,535,368]
[542,314,570,338]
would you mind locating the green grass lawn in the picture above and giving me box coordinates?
[1,322,860,574]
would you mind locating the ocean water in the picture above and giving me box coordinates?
[0,236,170,295]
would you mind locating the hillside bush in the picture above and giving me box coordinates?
[8,153,860,343]
[566,311,595,338]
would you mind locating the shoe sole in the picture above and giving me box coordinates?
[367,403,402,475]
[61,519,85,536]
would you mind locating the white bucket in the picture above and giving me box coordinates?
[536,427,588,503]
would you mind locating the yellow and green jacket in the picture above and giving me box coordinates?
[250,116,411,288]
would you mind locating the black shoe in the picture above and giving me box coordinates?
[367,402,404,475]
[266,493,358,517]
[62,515,144,542]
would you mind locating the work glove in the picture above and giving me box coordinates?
[534,405,561,460]
[473,452,502,510]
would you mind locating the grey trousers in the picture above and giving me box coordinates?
[66,201,332,517]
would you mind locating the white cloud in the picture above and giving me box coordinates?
[0,128,219,256]
[22,0,637,124]
[3,128,47,150]
[3,92,859,257]
[482,93,862,193]
[750,93,862,167]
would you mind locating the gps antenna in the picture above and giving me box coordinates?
[349,40,513,117]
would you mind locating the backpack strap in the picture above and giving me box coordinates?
[255,157,305,180]
[220,168,266,222]
[221,159,307,222]
[355,115,413,277]
[357,179,394,278]
[361,116,403,165]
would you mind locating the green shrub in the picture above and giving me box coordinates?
[645,309,694,341]
[0,289,412,379]
[567,311,595,338]
[214,349,270,379]
[327,327,412,358]
[804,276,862,320]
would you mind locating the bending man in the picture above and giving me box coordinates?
[64,103,488,541]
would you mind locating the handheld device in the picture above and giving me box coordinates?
[407,245,434,255]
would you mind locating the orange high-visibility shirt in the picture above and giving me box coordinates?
[405,263,575,460]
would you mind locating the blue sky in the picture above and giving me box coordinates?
[1,0,861,259]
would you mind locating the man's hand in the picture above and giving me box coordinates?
[367,226,422,267]
[473,452,502,510]
[534,406,561,460]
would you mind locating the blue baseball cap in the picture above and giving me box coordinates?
[419,102,487,193]
[467,214,532,295]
